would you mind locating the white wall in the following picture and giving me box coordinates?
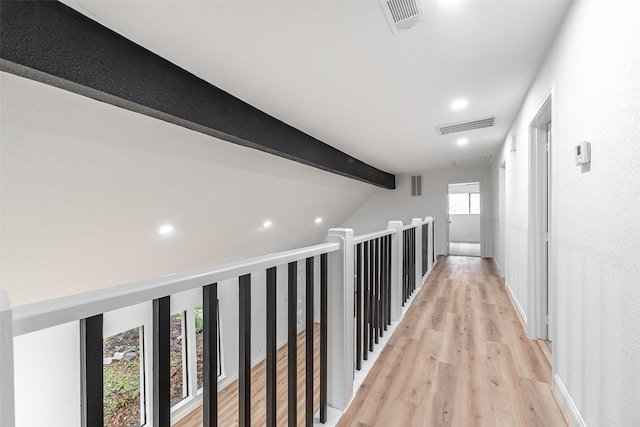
[13,322,81,427]
[1,72,375,426]
[0,72,377,306]
[448,182,479,194]
[492,2,640,425]
[341,167,493,258]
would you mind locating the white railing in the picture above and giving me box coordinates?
[1,217,437,427]
[12,242,338,337]
[1,289,15,427]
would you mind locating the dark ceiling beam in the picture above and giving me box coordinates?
[0,1,395,189]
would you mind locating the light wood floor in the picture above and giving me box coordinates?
[337,256,568,427]
[177,256,566,427]
[176,324,320,427]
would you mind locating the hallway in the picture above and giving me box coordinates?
[337,256,567,427]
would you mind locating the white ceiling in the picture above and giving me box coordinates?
[64,0,570,175]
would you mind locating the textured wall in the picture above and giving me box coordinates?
[492,1,640,425]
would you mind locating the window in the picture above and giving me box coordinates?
[449,193,470,214]
[103,326,145,427]
[195,302,222,390]
[448,193,480,215]
[170,312,187,406]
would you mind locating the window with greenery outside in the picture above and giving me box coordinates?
[170,312,187,406]
[195,302,221,391]
[103,326,145,427]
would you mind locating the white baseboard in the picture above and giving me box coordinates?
[504,280,527,327]
[421,260,438,286]
[553,374,586,427]
[491,257,503,277]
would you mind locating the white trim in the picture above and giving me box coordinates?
[325,228,355,410]
[353,228,397,244]
[0,290,15,427]
[12,242,340,336]
[445,179,485,257]
[420,256,437,288]
[505,280,527,327]
[412,218,423,288]
[553,374,586,427]
[387,221,404,321]
[491,257,503,278]
[401,223,420,231]
[528,87,554,341]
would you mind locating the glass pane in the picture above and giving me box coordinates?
[470,193,480,214]
[195,303,221,391]
[170,312,187,406]
[448,193,470,214]
[195,305,204,390]
[103,326,145,427]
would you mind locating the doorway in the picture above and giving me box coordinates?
[529,94,553,348]
[447,182,481,257]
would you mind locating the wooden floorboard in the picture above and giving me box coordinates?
[176,256,566,426]
[337,256,567,427]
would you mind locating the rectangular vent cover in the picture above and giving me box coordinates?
[380,0,422,33]
[437,117,496,135]
[411,175,422,196]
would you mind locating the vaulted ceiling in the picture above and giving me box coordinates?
[0,0,572,304]
[63,0,570,174]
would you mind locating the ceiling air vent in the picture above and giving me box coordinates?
[437,117,496,135]
[379,0,423,33]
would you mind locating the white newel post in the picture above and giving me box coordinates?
[0,290,15,427]
[412,218,423,288]
[387,221,403,321]
[425,216,434,272]
[430,217,437,268]
[324,228,355,410]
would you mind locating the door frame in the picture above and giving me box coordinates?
[528,88,556,344]
[498,161,506,276]
[445,179,484,257]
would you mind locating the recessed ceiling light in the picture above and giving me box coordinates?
[263,220,273,229]
[450,98,468,111]
[315,217,323,224]
[158,224,174,235]
[457,138,469,146]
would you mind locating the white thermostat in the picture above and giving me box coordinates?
[575,141,591,166]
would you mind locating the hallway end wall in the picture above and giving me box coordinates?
[341,167,493,258]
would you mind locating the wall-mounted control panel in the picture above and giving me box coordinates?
[575,141,591,166]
